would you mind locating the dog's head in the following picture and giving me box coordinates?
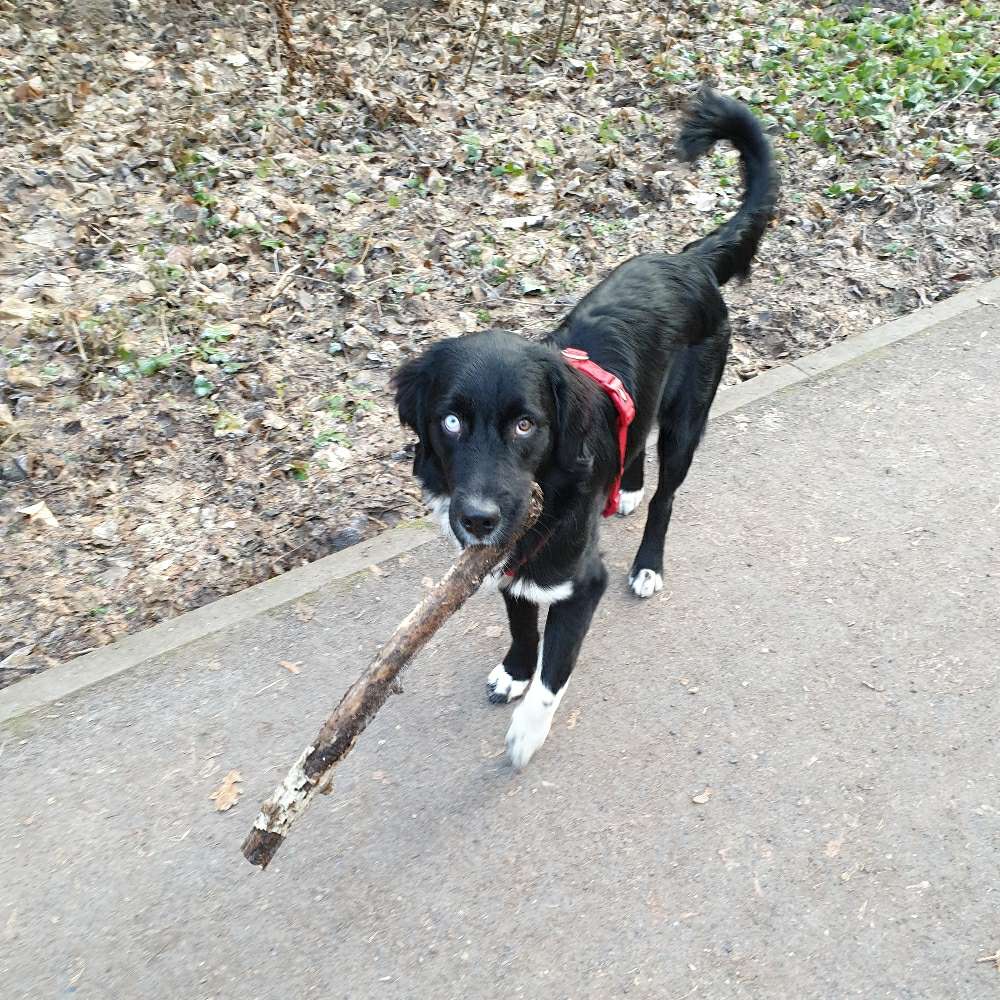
[393,330,588,547]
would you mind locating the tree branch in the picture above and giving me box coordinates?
[241,485,544,869]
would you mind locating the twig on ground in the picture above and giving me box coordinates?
[241,485,544,869]
[464,0,491,88]
[67,317,88,362]
[270,0,303,87]
[267,261,302,300]
[550,0,572,63]
[570,0,585,43]
[921,69,986,128]
[977,949,1000,971]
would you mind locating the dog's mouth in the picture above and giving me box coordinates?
[427,491,526,551]
[453,521,506,550]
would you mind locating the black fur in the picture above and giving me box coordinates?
[392,89,778,763]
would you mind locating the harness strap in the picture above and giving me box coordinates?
[560,348,636,518]
[504,348,637,580]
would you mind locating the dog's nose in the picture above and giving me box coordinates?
[458,499,500,540]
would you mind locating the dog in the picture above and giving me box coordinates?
[393,88,779,768]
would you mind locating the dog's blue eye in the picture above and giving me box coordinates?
[442,413,462,435]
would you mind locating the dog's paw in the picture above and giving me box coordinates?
[616,488,645,517]
[628,567,663,598]
[487,663,530,704]
[505,682,563,769]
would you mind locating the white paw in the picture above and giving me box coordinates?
[505,679,564,769]
[629,568,663,598]
[616,488,645,516]
[487,663,529,704]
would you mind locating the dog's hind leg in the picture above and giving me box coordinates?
[627,424,696,597]
[487,591,539,703]
[616,449,646,516]
[628,344,723,597]
[505,560,608,767]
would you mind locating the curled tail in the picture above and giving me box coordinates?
[677,87,779,286]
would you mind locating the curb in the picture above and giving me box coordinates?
[3,277,998,725]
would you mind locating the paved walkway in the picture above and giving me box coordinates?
[2,291,999,999]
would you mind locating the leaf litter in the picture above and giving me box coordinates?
[0,1,997,686]
[209,769,243,812]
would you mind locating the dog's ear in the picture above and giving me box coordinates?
[392,352,432,438]
[545,356,592,476]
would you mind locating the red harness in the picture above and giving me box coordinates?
[503,348,636,579]
[560,347,636,517]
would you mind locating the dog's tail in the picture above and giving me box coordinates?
[676,87,779,286]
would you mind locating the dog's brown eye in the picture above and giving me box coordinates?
[514,417,535,437]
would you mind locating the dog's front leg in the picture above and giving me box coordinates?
[487,591,539,704]
[505,563,608,768]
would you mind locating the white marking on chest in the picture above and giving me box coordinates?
[505,576,574,605]
[505,642,566,769]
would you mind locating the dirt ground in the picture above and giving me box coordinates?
[1,0,998,684]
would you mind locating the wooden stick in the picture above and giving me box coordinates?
[241,485,543,869]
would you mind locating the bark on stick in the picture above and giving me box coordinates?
[241,485,543,869]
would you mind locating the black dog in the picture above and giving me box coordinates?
[394,89,778,768]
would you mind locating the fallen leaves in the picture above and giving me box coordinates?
[3,367,44,389]
[16,501,60,529]
[119,51,154,73]
[261,411,289,430]
[691,788,714,805]
[0,299,36,323]
[13,77,44,102]
[209,770,243,812]
[278,659,302,674]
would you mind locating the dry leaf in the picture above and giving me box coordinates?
[209,770,243,812]
[279,659,301,674]
[4,366,44,388]
[164,245,193,267]
[261,411,288,430]
[13,77,43,102]
[0,298,36,323]
[691,788,713,805]
[499,215,545,230]
[566,708,581,730]
[120,51,154,72]
[16,501,60,529]
[0,403,14,427]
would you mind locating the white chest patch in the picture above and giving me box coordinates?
[505,576,574,605]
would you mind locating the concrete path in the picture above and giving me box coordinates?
[2,287,999,1000]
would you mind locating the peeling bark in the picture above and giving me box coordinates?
[241,485,544,869]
